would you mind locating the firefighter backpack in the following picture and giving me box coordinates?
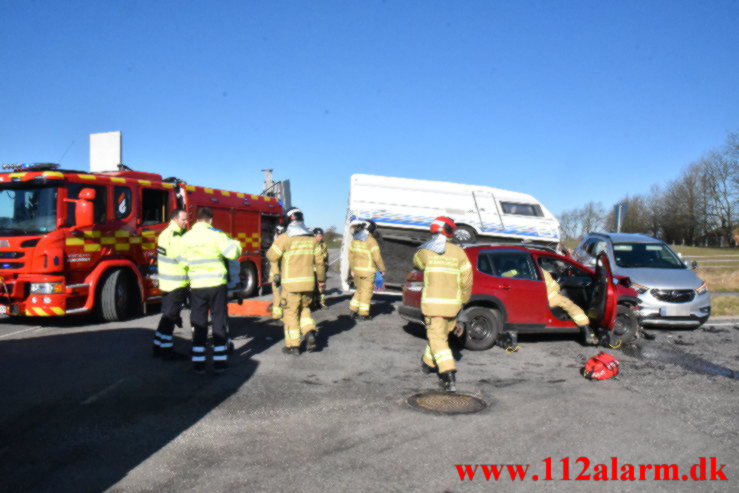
[582,352,620,380]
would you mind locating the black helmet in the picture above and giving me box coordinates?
[313,227,324,236]
[284,207,303,224]
[365,220,377,234]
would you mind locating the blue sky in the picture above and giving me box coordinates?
[1,0,737,230]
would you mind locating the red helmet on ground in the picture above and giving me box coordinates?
[430,216,456,237]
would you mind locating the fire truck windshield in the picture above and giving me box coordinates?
[0,184,58,235]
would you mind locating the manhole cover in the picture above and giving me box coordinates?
[407,391,487,415]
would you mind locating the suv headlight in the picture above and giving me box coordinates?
[29,282,63,294]
[631,282,649,295]
[696,282,708,295]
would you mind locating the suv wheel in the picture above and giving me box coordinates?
[610,304,639,346]
[463,306,502,351]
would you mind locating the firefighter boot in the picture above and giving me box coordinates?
[303,331,317,352]
[282,346,300,356]
[213,360,228,374]
[421,359,435,374]
[439,370,457,392]
[192,362,206,375]
[583,326,599,345]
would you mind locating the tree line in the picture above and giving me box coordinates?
[559,132,739,246]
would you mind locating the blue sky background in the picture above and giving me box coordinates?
[1,0,737,230]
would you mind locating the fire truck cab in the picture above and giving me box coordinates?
[0,163,282,320]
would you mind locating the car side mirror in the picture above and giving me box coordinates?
[684,260,698,270]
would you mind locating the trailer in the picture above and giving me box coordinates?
[340,174,561,290]
[0,163,282,320]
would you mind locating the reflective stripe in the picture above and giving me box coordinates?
[424,267,461,275]
[222,243,238,257]
[192,346,206,353]
[191,355,206,362]
[434,349,454,363]
[158,256,179,264]
[460,262,472,271]
[284,249,315,256]
[159,333,173,341]
[270,245,283,255]
[422,297,462,304]
[158,273,188,281]
[188,273,227,280]
[213,355,228,361]
[283,277,315,283]
[153,339,161,347]
[160,342,174,348]
[213,345,228,352]
[300,317,315,328]
[188,257,222,265]
[424,346,433,359]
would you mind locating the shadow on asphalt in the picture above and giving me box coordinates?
[0,326,260,492]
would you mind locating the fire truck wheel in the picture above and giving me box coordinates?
[99,268,140,322]
[240,262,258,298]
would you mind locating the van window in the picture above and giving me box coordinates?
[500,202,543,217]
[67,183,107,225]
[141,188,170,226]
[478,251,538,281]
[114,186,132,219]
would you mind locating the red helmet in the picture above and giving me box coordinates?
[430,216,456,237]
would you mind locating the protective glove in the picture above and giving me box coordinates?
[454,311,470,337]
[273,274,281,288]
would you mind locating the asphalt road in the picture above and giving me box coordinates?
[1,273,737,492]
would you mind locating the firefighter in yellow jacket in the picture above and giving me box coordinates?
[413,217,472,392]
[266,207,326,355]
[542,268,598,345]
[181,207,241,374]
[269,225,285,319]
[348,220,385,320]
[152,208,189,359]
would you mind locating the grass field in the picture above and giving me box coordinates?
[710,296,739,316]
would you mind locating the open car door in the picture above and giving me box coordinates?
[589,252,618,329]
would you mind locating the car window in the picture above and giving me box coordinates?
[67,183,107,225]
[500,202,543,217]
[478,251,538,281]
[538,255,589,278]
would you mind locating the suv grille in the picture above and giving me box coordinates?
[651,289,695,303]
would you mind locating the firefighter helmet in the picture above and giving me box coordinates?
[313,227,324,236]
[430,216,456,237]
[284,207,304,224]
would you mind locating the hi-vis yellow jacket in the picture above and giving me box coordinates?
[349,236,385,277]
[413,241,473,318]
[157,220,188,292]
[267,233,327,293]
[181,222,241,289]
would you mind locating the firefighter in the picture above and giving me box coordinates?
[181,207,241,374]
[348,220,385,320]
[270,225,285,319]
[266,207,326,355]
[152,208,189,359]
[313,227,329,308]
[542,268,598,345]
[413,217,473,392]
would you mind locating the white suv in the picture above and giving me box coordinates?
[573,233,710,329]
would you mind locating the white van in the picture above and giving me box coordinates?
[340,174,560,290]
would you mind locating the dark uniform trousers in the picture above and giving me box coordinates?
[190,285,229,363]
[154,287,188,350]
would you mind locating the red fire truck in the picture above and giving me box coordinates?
[0,163,282,320]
